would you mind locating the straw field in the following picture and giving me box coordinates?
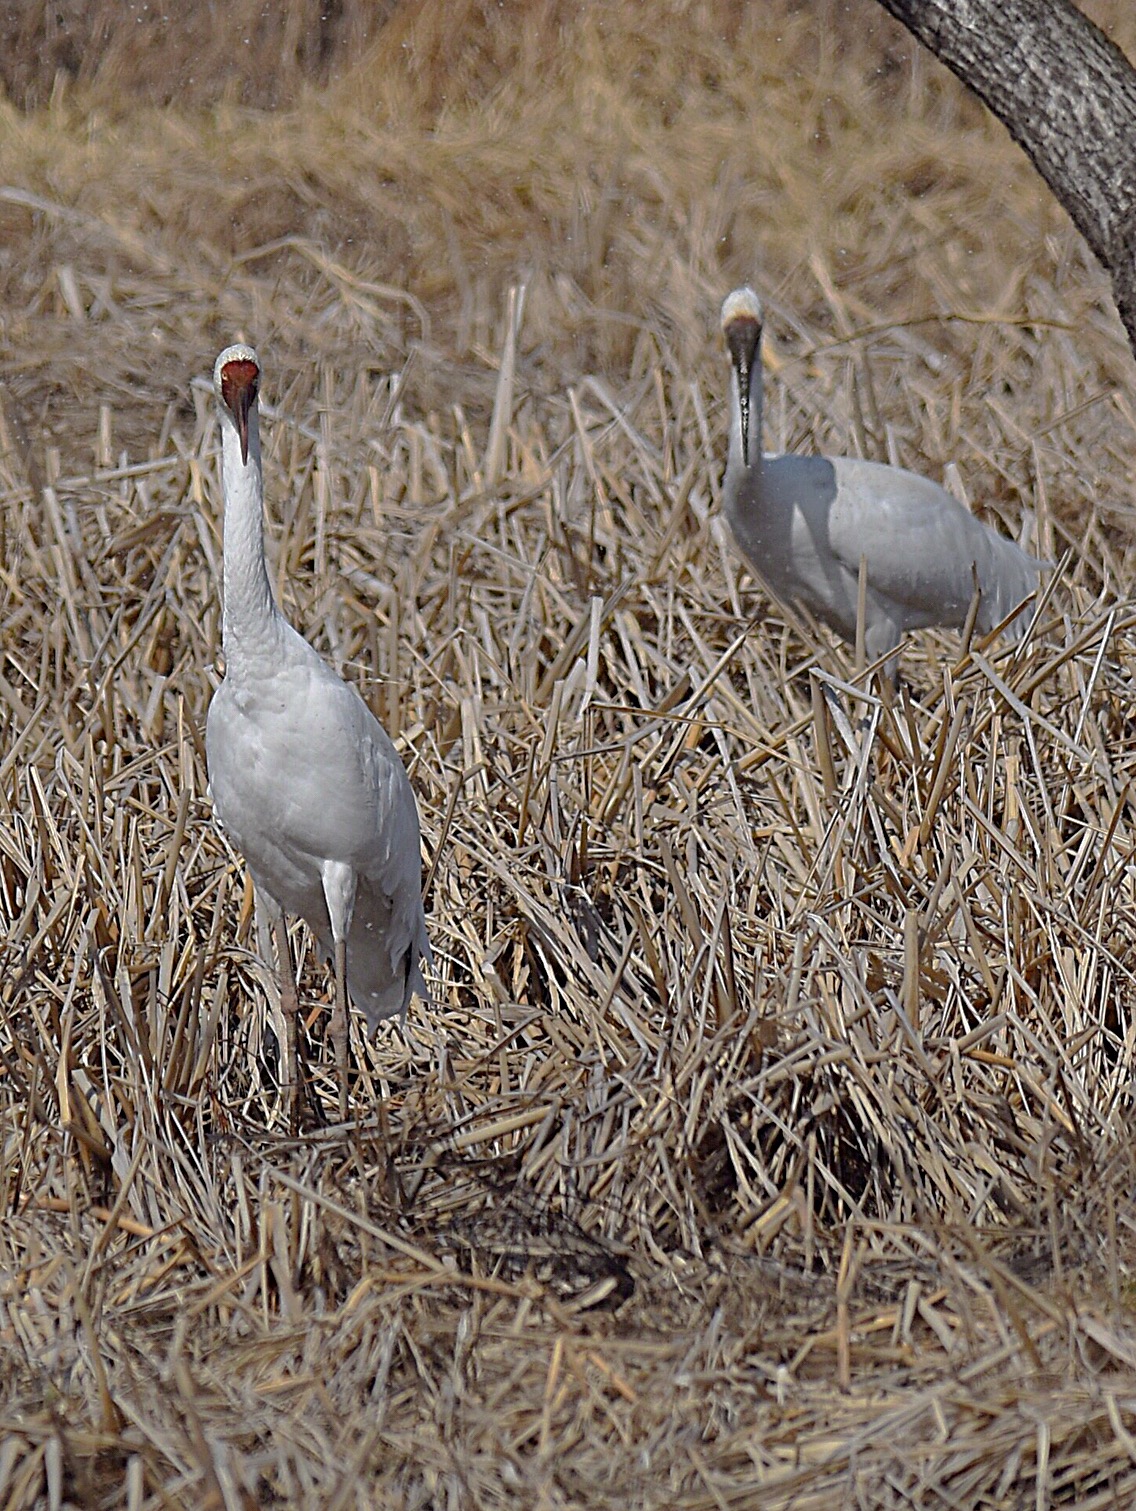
[4,1,1136,1505]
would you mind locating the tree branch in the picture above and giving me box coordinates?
[875,0,1136,358]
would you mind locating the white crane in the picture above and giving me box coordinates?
[720,287,1043,678]
[205,344,431,1123]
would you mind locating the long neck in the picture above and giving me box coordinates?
[725,343,765,491]
[219,406,281,665]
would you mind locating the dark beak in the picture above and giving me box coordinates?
[725,317,760,466]
[735,350,751,465]
[233,384,252,466]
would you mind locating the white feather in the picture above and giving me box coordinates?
[205,344,430,1034]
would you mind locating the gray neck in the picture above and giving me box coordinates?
[219,405,281,665]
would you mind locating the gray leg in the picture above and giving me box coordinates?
[332,934,350,1122]
[273,914,302,1135]
[320,860,358,1125]
[864,619,902,689]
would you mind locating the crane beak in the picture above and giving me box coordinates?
[219,358,260,466]
[724,315,760,467]
[233,390,251,467]
[728,315,764,462]
[735,352,751,465]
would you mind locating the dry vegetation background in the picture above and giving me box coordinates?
[4,0,1136,1505]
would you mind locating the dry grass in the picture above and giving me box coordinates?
[4,1,1136,1506]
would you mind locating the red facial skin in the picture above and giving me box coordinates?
[220,359,260,465]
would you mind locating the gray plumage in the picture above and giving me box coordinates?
[205,344,430,1044]
[720,287,1043,674]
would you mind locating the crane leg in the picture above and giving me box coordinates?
[321,860,358,1125]
[273,913,303,1135]
[332,934,349,1122]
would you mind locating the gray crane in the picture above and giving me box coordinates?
[205,344,430,1123]
[720,287,1043,678]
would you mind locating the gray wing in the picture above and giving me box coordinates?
[349,693,426,904]
[331,679,431,1025]
[824,457,996,623]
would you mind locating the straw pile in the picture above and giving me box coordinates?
[4,2,1136,1505]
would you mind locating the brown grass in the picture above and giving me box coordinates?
[4,2,1136,1506]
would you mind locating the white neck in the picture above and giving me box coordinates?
[218,404,281,665]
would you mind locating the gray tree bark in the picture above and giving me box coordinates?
[874,0,1136,360]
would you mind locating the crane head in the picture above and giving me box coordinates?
[213,344,260,465]
[721,288,763,465]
